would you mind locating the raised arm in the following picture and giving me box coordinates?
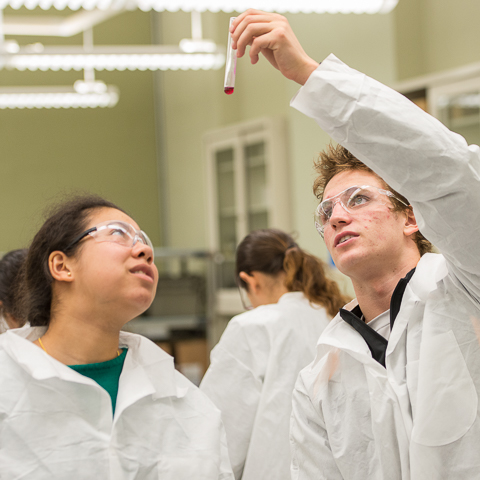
[291,55,480,297]
[232,10,480,299]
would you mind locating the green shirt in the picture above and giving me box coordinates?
[69,348,128,415]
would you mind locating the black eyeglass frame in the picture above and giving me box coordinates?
[64,227,98,252]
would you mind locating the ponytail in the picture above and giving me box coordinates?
[283,246,347,318]
[236,229,348,318]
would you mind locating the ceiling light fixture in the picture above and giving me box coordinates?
[2,45,226,71]
[0,81,119,109]
[139,0,399,14]
[0,0,398,13]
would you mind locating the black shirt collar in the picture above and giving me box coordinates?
[339,268,416,368]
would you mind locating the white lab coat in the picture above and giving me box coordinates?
[0,327,234,480]
[289,54,480,479]
[200,292,330,480]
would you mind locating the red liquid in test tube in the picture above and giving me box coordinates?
[224,17,237,95]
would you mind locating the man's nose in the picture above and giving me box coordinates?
[329,200,352,228]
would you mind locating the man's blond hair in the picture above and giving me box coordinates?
[313,144,433,256]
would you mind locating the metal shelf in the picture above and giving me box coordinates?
[124,315,205,341]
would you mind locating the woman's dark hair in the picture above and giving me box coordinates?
[0,248,28,327]
[236,229,349,318]
[22,194,126,327]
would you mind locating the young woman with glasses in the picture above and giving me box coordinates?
[0,195,233,480]
[200,228,348,480]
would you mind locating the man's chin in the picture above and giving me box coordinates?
[331,253,363,278]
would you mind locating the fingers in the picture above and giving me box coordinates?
[230,8,268,34]
[231,10,287,58]
[248,32,278,65]
[229,9,318,84]
[238,22,276,61]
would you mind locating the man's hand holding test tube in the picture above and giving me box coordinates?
[228,10,320,87]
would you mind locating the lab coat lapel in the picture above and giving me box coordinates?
[114,332,188,420]
[317,300,385,372]
[385,254,447,440]
[387,254,445,355]
[3,328,100,387]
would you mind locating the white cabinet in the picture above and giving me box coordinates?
[204,117,291,325]
[395,64,480,146]
[429,77,480,146]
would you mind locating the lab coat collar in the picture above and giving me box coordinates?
[389,268,416,330]
[277,291,308,304]
[340,305,388,367]
[2,328,187,402]
[318,253,448,358]
[315,299,385,370]
[408,253,447,297]
[319,255,445,362]
[387,253,446,353]
[2,327,95,386]
[118,331,188,401]
[318,257,436,373]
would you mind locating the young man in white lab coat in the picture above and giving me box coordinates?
[231,11,480,479]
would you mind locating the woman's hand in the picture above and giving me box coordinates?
[230,10,320,85]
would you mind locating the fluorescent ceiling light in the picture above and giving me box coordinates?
[0,0,398,13]
[179,39,217,53]
[0,82,119,109]
[1,45,225,71]
[139,0,399,13]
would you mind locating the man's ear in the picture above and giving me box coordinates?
[238,271,260,294]
[403,207,419,238]
[49,251,74,282]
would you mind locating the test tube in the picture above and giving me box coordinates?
[224,17,237,95]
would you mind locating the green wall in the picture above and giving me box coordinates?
[0,9,161,252]
[395,0,480,80]
[160,10,397,263]
[3,1,480,266]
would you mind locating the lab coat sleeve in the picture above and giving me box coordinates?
[291,54,480,299]
[200,318,266,480]
[290,372,343,480]
[219,422,236,480]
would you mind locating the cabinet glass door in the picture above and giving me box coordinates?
[205,118,290,296]
[245,141,269,232]
[215,147,237,288]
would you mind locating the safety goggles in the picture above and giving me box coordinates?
[64,220,154,257]
[236,276,254,311]
[238,284,253,311]
[314,185,408,237]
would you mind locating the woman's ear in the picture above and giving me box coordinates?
[49,251,74,282]
[403,207,419,238]
[239,271,259,294]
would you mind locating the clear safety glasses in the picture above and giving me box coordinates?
[314,185,408,237]
[237,282,253,311]
[64,220,154,257]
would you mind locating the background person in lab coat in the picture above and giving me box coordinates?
[0,195,233,480]
[200,229,348,480]
[0,248,27,333]
[231,10,480,480]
